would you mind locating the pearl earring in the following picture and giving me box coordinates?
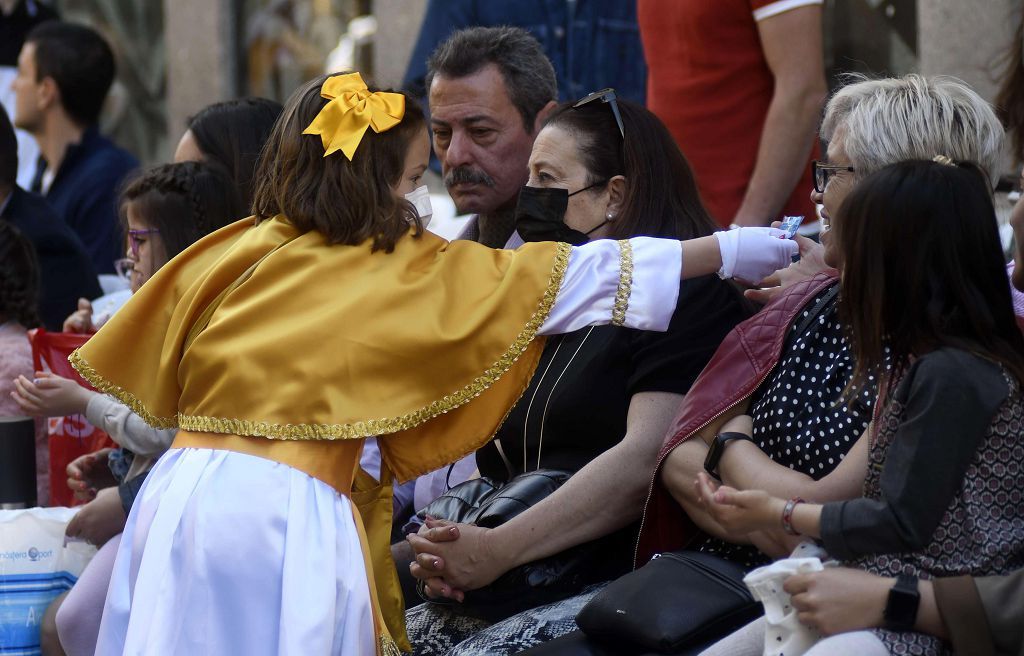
[606,213,614,220]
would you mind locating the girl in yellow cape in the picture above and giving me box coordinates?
[73,72,797,656]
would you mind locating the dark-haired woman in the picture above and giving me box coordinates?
[14,161,242,656]
[173,97,283,209]
[0,221,47,503]
[404,97,752,654]
[697,159,1024,656]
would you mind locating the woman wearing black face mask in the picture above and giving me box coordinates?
[404,95,757,654]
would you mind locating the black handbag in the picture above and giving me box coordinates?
[575,550,762,653]
[417,469,630,622]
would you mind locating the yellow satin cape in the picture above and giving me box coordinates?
[70,215,571,653]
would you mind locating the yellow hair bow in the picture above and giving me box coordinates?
[303,72,406,160]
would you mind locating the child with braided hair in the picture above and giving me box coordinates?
[12,161,242,656]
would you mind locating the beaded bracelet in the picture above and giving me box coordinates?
[781,497,805,536]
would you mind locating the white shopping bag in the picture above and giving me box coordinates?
[0,508,96,654]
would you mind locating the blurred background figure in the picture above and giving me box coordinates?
[639,0,826,229]
[11,21,138,277]
[0,105,101,331]
[0,0,57,188]
[402,0,646,108]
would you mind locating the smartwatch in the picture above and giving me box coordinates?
[703,432,755,480]
[883,574,920,631]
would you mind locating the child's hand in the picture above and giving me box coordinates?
[65,487,127,545]
[66,448,117,500]
[12,372,94,417]
[695,471,786,534]
[62,298,96,334]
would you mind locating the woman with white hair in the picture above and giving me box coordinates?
[645,72,1007,567]
[622,74,1009,654]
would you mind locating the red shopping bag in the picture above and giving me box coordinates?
[27,329,118,507]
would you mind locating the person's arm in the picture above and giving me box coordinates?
[818,354,1006,559]
[538,232,796,336]
[660,409,865,542]
[716,421,870,503]
[84,393,176,457]
[783,569,947,639]
[661,438,743,541]
[696,357,1008,547]
[408,390,682,593]
[733,4,827,227]
[937,571,1024,656]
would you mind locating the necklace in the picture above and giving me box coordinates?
[521,326,596,471]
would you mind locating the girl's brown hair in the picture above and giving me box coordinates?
[251,73,427,252]
[836,160,1024,393]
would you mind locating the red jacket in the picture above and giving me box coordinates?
[634,271,839,566]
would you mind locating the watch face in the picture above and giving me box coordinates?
[704,439,724,477]
[884,577,920,629]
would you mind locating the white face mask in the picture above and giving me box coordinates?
[404,185,433,228]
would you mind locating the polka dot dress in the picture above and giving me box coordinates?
[697,287,877,568]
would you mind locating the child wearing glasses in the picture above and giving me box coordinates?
[11,160,242,656]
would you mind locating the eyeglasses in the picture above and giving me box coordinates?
[114,258,135,281]
[573,88,625,140]
[127,228,160,258]
[812,160,856,194]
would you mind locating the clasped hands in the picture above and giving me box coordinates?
[406,518,509,602]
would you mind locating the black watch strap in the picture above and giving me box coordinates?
[703,431,755,480]
[883,574,920,631]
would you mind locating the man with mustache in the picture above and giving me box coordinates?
[384,26,559,608]
[426,26,558,248]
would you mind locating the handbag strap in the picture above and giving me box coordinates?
[782,282,839,353]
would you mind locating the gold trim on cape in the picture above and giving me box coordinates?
[611,239,634,327]
[69,242,572,442]
[69,350,178,428]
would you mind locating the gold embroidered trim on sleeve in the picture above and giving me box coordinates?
[69,349,179,430]
[69,242,572,442]
[612,239,634,327]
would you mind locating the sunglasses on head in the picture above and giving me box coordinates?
[573,88,625,140]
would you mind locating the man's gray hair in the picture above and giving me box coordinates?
[426,26,558,133]
[822,74,1004,186]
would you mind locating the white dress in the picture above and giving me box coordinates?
[94,238,681,656]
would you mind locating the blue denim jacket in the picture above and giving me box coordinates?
[402,0,647,105]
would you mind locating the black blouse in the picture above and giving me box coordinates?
[476,274,750,480]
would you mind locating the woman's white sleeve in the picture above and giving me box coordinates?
[85,394,177,457]
[538,237,682,335]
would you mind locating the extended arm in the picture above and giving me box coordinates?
[539,232,796,336]
[733,5,827,226]
[85,393,176,457]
